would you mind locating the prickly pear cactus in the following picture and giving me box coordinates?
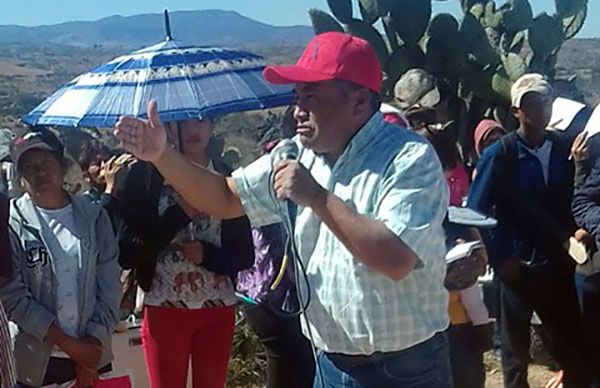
[310,0,588,132]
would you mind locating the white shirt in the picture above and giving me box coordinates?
[232,113,450,355]
[37,204,81,356]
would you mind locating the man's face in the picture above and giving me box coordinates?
[18,149,65,196]
[293,80,359,155]
[516,92,554,130]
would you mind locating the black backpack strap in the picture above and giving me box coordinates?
[497,131,519,186]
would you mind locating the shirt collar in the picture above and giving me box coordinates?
[336,112,386,163]
[515,132,553,158]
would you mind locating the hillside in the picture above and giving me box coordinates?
[0,10,313,48]
[557,38,600,106]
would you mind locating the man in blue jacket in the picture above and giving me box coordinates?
[468,74,591,388]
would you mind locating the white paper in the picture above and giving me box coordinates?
[446,240,485,263]
[583,103,600,138]
[548,97,585,131]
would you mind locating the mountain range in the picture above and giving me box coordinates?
[0,10,314,48]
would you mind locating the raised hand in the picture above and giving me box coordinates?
[114,100,168,162]
[571,131,589,162]
[101,154,135,195]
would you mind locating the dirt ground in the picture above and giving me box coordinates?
[484,352,555,388]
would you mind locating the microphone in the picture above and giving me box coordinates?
[270,139,299,225]
[271,139,299,163]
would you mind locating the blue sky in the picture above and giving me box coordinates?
[1,0,598,38]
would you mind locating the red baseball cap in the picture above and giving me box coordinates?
[263,32,382,93]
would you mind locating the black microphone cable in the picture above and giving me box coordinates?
[267,139,325,388]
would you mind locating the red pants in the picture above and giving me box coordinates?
[141,305,235,388]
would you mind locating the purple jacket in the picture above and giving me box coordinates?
[236,223,286,303]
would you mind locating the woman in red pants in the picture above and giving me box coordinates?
[118,119,254,388]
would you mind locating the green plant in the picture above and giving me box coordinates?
[309,0,588,137]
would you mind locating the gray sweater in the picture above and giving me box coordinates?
[1,194,121,386]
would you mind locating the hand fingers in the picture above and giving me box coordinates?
[103,156,116,173]
[573,131,588,148]
[107,155,117,167]
[147,100,162,129]
[577,133,589,150]
[115,134,143,155]
[273,159,294,174]
[115,116,143,134]
[274,162,301,201]
[115,116,150,154]
[273,180,291,201]
[273,160,299,187]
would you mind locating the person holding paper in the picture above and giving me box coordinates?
[445,243,492,388]
[570,137,600,386]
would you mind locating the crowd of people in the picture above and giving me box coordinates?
[0,30,599,388]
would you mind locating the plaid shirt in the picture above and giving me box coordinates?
[0,302,15,388]
[232,112,449,355]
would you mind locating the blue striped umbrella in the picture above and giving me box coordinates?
[22,21,294,128]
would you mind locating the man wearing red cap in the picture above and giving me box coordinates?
[116,32,451,387]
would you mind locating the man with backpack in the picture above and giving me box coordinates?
[468,73,591,387]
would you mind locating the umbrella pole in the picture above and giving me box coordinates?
[164,9,173,41]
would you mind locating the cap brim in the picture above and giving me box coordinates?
[394,87,440,110]
[13,143,54,167]
[419,88,441,109]
[263,65,333,85]
[513,86,552,108]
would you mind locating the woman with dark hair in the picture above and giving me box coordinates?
[117,119,254,388]
[0,129,121,387]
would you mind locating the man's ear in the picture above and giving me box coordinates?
[353,88,372,115]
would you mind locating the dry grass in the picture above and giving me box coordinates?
[0,59,51,77]
[484,351,555,387]
[227,314,266,388]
